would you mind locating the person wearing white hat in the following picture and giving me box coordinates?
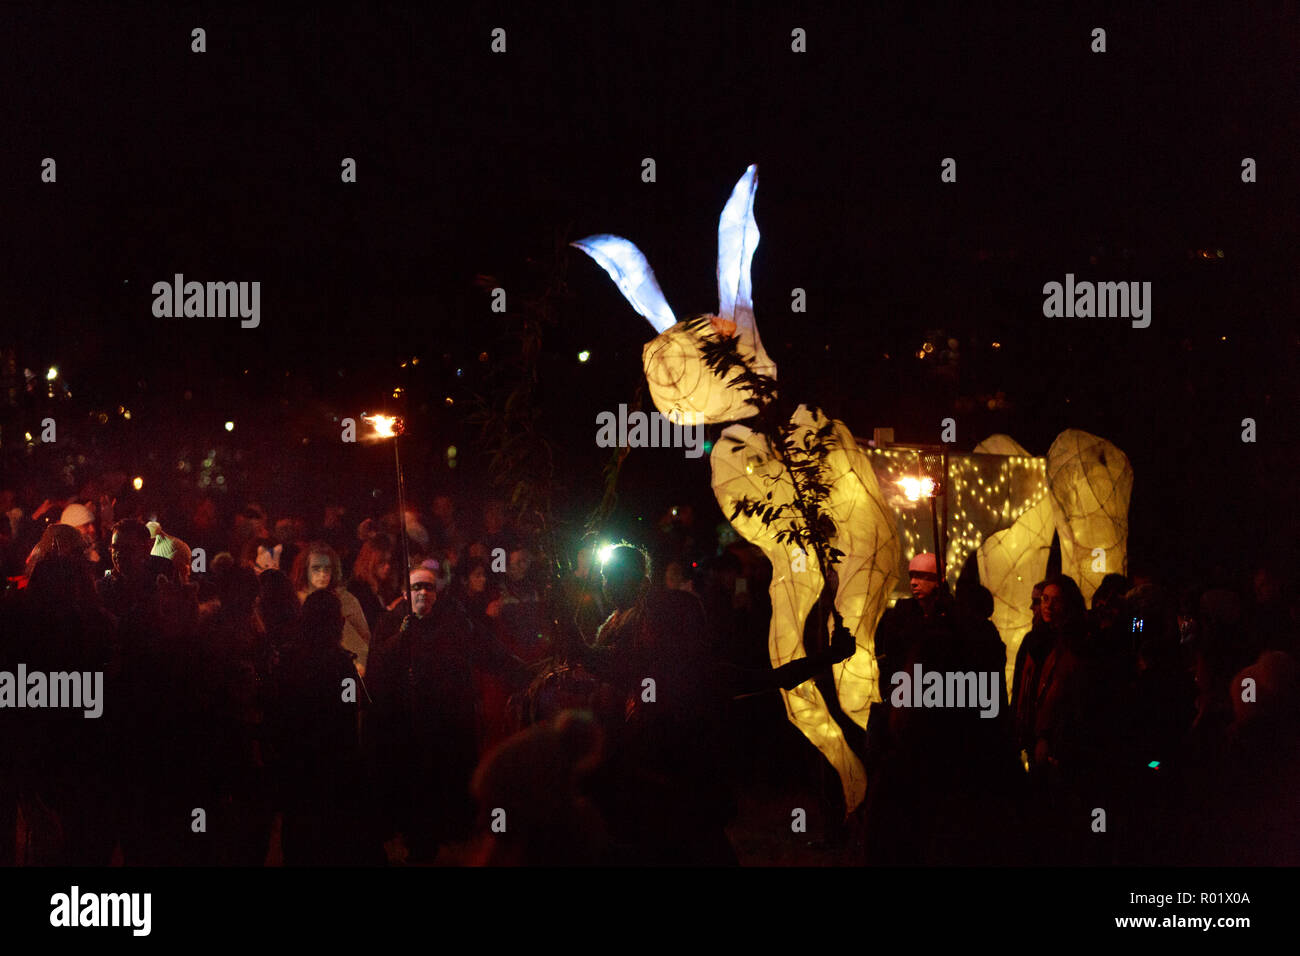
[58,501,100,565]
[151,530,194,585]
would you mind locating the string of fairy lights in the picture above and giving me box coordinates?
[865,445,1051,594]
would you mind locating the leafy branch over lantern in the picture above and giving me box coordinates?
[572,165,905,812]
[688,313,845,579]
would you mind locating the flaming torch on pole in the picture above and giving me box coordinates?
[363,413,412,606]
[898,470,944,582]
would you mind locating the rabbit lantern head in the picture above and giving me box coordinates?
[572,165,777,426]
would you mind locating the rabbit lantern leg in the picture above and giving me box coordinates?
[710,408,899,811]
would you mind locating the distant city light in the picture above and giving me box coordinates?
[224,421,235,431]
[46,367,58,381]
[133,476,144,490]
[578,350,591,362]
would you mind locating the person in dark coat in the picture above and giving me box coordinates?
[366,567,526,861]
[1010,579,1053,768]
[269,589,378,865]
[1,555,117,865]
[565,545,737,865]
[96,519,156,622]
[864,552,961,864]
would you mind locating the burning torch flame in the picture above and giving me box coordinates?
[897,476,936,502]
[363,413,403,438]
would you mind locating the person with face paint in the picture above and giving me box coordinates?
[290,542,371,675]
[366,567,528,862]
[240,536,282,576]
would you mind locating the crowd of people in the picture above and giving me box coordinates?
[0,484,1295,865]
[865,554,1299,865]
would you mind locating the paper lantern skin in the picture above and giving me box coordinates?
[710,406,899,810]
[977,494,1055,693]
[967,435,1051,690]
[574,167,1136,813]
[642,318,776,425]
[968,431,1130,690]
[1046,429,1132,605]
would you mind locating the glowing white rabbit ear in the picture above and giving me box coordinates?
[571,234,677,334]
[717,164,760,340]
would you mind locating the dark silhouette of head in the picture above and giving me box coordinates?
[27,553,97,609]
[257,568,300,632]
[300,589,344,649]
[1092,573,1131,612]
[110,519,153,579]
[601,545,648,610]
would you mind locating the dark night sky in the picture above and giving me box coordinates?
[0,3,1296,580]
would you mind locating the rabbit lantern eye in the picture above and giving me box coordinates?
[709,316,738,337]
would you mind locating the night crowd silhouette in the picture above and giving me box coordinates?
[1,486,1295,866]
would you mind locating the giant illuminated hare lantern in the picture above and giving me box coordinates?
[576,167,1136,812]
[575,166,899,811]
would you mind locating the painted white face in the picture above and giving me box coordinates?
[308,553,333,592]
[410,572,437,617]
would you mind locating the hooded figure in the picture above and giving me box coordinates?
[24,523,91,578]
